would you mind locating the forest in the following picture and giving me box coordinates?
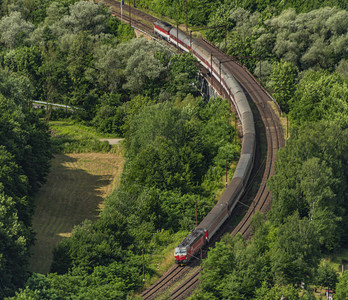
[0,0,347,299]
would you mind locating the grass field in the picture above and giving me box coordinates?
[29,151,124,274]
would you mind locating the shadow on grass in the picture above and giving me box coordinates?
[30,154,115,274]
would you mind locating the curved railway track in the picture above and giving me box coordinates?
[98,1,285,298]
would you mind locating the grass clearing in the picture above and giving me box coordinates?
[50,120,121,153]
[29,152,124,274]
[50,120,118,139]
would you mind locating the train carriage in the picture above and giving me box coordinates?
[169,27,191,51]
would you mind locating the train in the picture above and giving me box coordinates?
[154,20,256,265]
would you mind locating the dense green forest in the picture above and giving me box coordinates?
[0,0,239,298]
[0,0,347,299]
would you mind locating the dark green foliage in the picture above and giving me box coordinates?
[196,213,321,298]
[271,213,320,284]
[198,241,236,299]
[168,52,199,98]
[268,122,348,250]
[254,283,299,300]
[267,60,298,113]
[336,271,348,299]
[123,102,202,192]
[194,227,273,299]
[123,98,235,194]
[316,264,339,290]
[2,45,42,98]
[8,262,141,299]
[289,70,348,128]
[0,193,29,299]
[93,105,125,135]
[0,92,51,297]
[0,94,51,219]
[51,220,124,273]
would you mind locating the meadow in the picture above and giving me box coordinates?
[29,121,124,274]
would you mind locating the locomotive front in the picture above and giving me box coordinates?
[174,247,188,264]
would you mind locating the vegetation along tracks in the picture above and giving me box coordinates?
[101,0,158,34]
[101,1,285,298]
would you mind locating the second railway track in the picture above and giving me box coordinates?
[198,40,285,237]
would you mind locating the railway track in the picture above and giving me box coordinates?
[99,1,285,298]
[101,0,158,34]
[170,268,201,300]
[141,265,186,300]
[141,260,202,300]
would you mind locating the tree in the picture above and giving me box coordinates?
[336,59,348,79]
[199,241,236,298]
[300,158,341,250]
[289,70,348,128]
[268,122,348,240]
[0,146,29,204]
[0,193,28,299]
[117,38,168,94]
[89,45,121,94]
[254,282,299,300]
[2,45,42,98]
[67,31,94,85]
[0,11,34,49]
[39,42,69,121]
[256,7,348,70]
[336,271,348,299]
[0,67,33,105]
[168,52,198,98]
[58,0,109,35]
[271,213,320,285]
[267,60,298,113]
[316,264,339,291]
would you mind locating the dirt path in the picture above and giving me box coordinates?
[29,152,124,274]
[100,138,123,145]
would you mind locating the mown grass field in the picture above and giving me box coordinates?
[30,121,124,274]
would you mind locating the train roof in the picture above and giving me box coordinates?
[154,20,172,31]
[177,228,204,248]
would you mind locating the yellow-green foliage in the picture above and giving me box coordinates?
[50,121,117,153]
